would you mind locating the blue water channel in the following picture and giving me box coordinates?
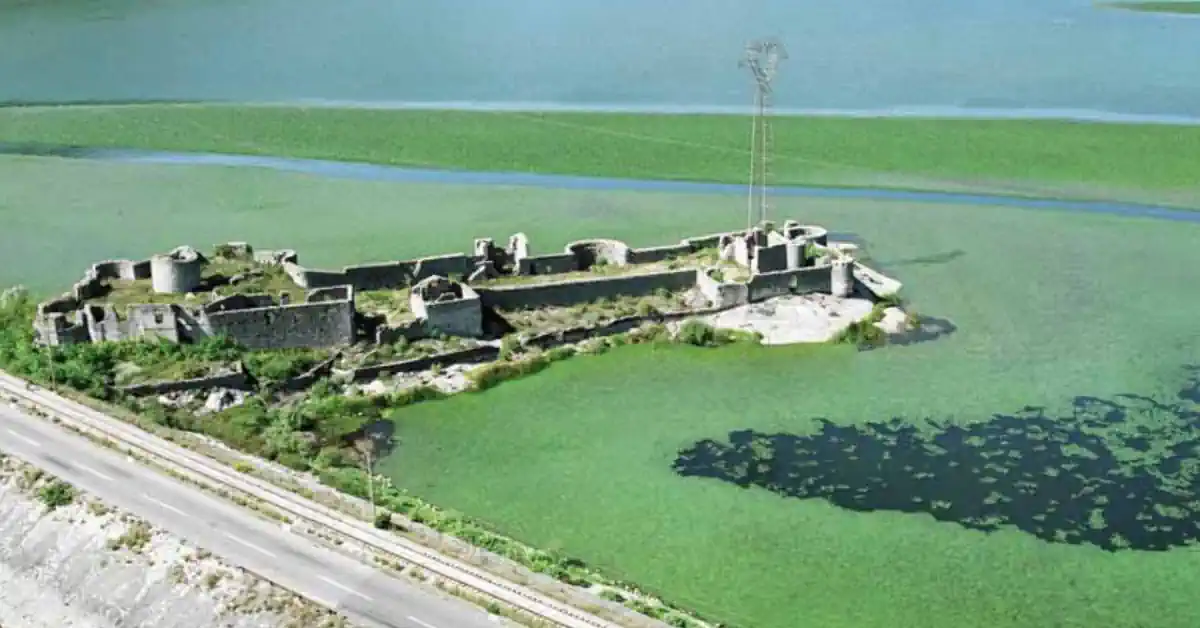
[13,145,1196,225]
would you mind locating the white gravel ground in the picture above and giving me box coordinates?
[703,294,906,344]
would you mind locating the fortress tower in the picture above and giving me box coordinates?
[151,246,205,294]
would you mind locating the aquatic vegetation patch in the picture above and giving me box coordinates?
[674,366,1200,552]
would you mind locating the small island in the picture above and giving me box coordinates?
[31,219,917,406]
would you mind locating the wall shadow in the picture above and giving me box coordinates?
[673,365,1200,551]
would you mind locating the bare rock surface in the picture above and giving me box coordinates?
[703,294,876,344]
[875,306,909,335]
[201,388,248,415]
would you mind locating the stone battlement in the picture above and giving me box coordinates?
[33,220,901,351]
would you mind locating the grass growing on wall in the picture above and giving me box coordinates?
[2,104,1199,192]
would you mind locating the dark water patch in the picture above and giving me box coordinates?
[1,143,1199,224]
[673,366,1200,551]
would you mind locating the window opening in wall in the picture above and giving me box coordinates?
[153,311,164,325]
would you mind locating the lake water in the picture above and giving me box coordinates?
[2,0,1199,118]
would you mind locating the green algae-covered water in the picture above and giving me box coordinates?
[5,156,1199,627]
[380,196,1200,627]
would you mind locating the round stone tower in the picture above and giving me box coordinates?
[831,257,854,298]
[150,246,205,294]
[786,237,809,270]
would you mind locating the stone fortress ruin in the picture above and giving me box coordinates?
[32,219,904,354]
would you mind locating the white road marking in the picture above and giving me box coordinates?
[142,493,188,517]
[319,575,374,601]
[5,429,41,448]
[77,464,114,482]
[408,616,440,628]
[224,533,278,558]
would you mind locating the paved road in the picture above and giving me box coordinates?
[0,402,504,628]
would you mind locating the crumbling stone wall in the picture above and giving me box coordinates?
[204,289,355,350]
[516,253,578,275]
[476,269,699,310]
[82,305,123,342]
[566,239,632,269]
[747,266,833,301]
[409,276,482,338]
[343,345,500,382]
[127,305,182,342]
[281,262,347,289]
[752,243,791,273]
[696,270,749,307]
[782,222,829,245]
[852,262,903,299]
[204,294,275,313]
[119,364,250,396]
[33,312,88,346]
[341,261,418,291]
[284,254,472,291]
[412,253,472,281]
[31,221,902,352]
[628,242,692,264]
[374,320,427,345]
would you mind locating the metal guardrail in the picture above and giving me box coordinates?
[0,371,618,628]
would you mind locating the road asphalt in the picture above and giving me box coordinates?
[0,402,506,628]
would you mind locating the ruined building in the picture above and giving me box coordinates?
[33,220,900,351]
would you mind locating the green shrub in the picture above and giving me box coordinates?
[309,378,337,399]
[38,480,77,510]
[313,446,349,470]
[832,320,887,348]
[390,385,445,407]
[244,348,323,383]
[498,334,521,361]
[876,293,905,309]
[675,320,717,347]
[274,451,311,472]
[634,300,659,317]
[673,320,753,348]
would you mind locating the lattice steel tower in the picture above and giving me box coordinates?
[740,37,787,230]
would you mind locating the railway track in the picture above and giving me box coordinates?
[0,370,620,628]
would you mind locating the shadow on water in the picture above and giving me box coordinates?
[885,249,967,268]
[673,365,1200,551]
[885,315,957,348]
